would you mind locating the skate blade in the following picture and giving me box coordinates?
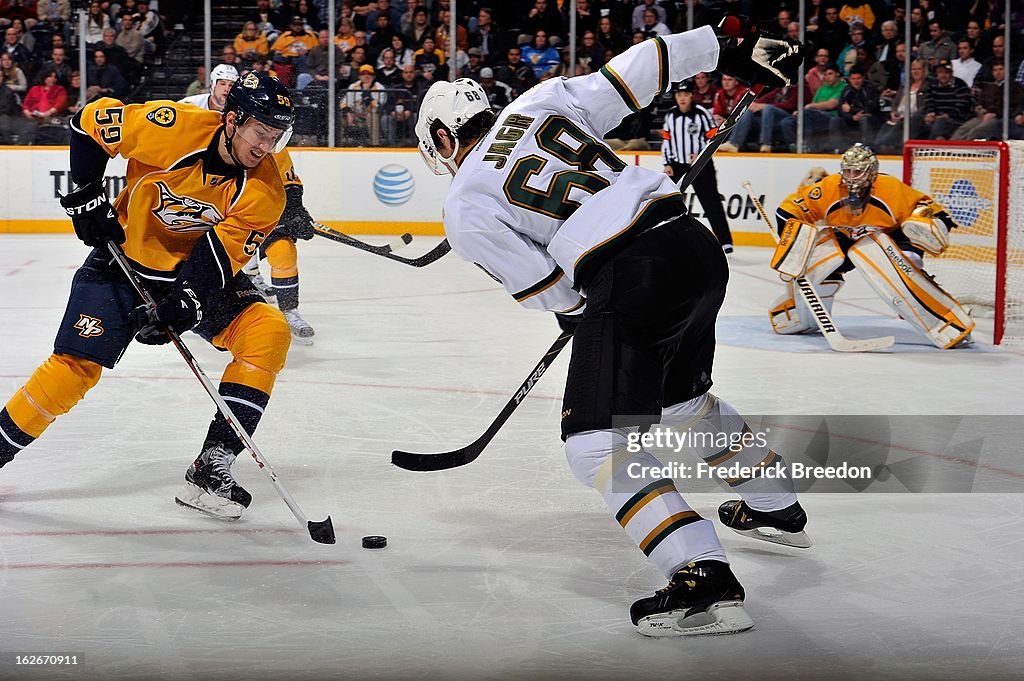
[637,601,754,638]
[289,331,314,346]
[175,483,243,521]
[730,526,812,548]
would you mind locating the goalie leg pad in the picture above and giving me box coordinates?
[769,279,844,335]
[848,232,974,348]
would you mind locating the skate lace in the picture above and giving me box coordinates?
[203,445,238,491]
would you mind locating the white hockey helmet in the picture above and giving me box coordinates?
[415,78,491,175]
[209,63,239,86]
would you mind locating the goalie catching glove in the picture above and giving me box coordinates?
[131,284,203,345]
[900,204,950,256]
[276,185,315,240]
[60,181,125,247]
[715,15,805,88]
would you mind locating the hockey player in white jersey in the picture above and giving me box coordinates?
[416,20,808,637]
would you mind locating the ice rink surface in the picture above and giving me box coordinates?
[1,234,1022,681]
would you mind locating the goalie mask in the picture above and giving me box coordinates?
[415,78,491,176]
[840,143,878,212]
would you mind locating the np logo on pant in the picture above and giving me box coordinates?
[74,314,104,338]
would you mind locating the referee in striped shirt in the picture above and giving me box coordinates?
[662,80,733,253]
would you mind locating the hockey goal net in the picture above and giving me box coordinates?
[904,140,1024,345]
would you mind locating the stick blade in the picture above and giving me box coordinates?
[307,516,336,544]
[391,446,479,472]
[832,335,895,352]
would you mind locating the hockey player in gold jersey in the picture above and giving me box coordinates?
[179,66,318,345]
[770,143,974,348]
[0,71,296,520]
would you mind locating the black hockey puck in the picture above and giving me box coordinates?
[362,535,387,549]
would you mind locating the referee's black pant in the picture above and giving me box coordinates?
[668,160,732,247]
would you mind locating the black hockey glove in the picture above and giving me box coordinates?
[59,181,125,247]
[130,285,203,345]
[276,185,315,240]
[714,15,804,88]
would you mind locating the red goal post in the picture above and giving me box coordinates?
[903,140,1024,345]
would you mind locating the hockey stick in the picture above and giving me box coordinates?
[314,223,451,267]
[391,330,573,471]
[741,182,894,352]
[106,243,336,544]
[313,223,413,256]
[391,88,770,472]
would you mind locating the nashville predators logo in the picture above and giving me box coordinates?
[146,106,176,128]
[809,187,823,200]
[242,72,260,89]
[151,182,224,232]
[74,314,104,338]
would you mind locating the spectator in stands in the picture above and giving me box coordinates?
[521,31,558,80]
[338,44,369,87]
[740,84,805,153]
[0,77,28,144]
[20,67,65,141]
[952,39,982,87]
[978,34,1005,83]
[433,7,468,57]
[1,50,26,93]
[221,44,240,67]
[412,35,443,72]
[462,46,484,82]
[340,63,386,146]
[782,62,845,152]
[86,48,127,99]
[42,44,70,88]
[875,58,929,153]
[854,45,887,92]
[184,64,205,97]
[952,61,1023,140]
[235,20,270,61]
[576,29,604,72]
[525,0,563,40]
[382,62,421,146]
[493,44,535,98]
[817,5,849,61]
[335,18,356,54]
[83,1,110,46]
[919,20,955,71]
[389,33,413,67]
[36,1,72,31]
[116,11,146,63]
[876,20,899,65]
[270,14,317,86]
[963,21,991,62]
[837,23,868,76]
[405,6,430,48]
[839,0,875,30]
[366,0,401,34]
[595,14,625,56]
[298,28,342,89]
[570,0,597,34]
[469,7,500,65]
[478,66,511,110]
[369,12,398,54]
[691,71,716,109]
[3,26,30,68]
[639,8,670,38]
[376,47,401,85]
[248,0,286,44]
[133,1,162,50]
[630,0,665,32]
[713,74,748,153]
[834,66,880,147]
[399,0,419,36]
[919,59,973,140]
[99,27,138,83]
[806,47,831,95]
[289,0,322,32]
[8,17,32,55]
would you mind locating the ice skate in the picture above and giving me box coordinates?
[718,499,811,548]
[175,443,252,520]
[630,560,753,637]
[283,309,315,346]
[249,271,276,301]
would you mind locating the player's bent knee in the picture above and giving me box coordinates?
[11,353,103,437]
[848,233,974,348]
[216,303,291,392]
[565,429,630,489]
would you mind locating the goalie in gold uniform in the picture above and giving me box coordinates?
[0,71,296,520]
[769,143,974,349]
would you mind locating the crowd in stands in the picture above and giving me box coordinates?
[2,1,1021,149]
[0,0,168,144]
